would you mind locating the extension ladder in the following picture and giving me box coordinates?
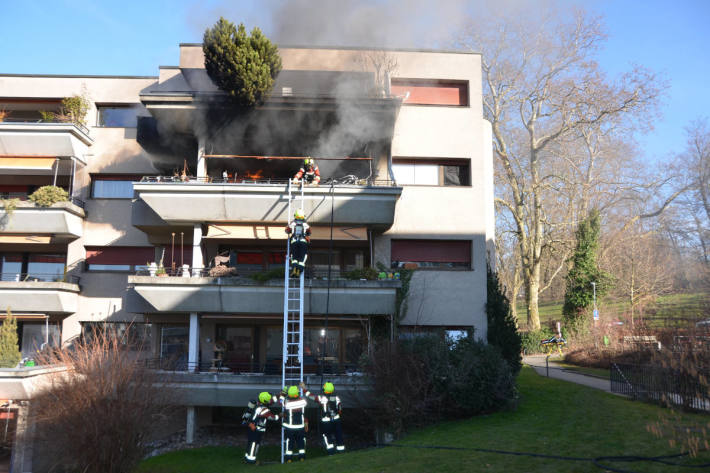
[281,179,305,463]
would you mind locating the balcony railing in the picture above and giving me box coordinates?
[139,175,397,187]
[0,117,91,136]
[0,273,80,284]
[134,266,401,282]
[144,358,361,376]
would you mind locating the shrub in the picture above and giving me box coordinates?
[520,327,564,355]
[366,334,516,435]
[61,93,90,126]
[250,266,285,282]
[345,267,379,280]
[32,332,175,473]
[203,18,282,106]
[486,265,522,374]
[29,185,69,207]
[0,309,21,368]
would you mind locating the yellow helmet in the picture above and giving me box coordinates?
[294,209,305,220]
[304,158,314,167]
[288,385,300,398]
[323,382,334,394]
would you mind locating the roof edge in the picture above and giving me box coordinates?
[0,73,158,79]
[179,43,481,55]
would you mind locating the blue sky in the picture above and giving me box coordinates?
[0,0,707,163]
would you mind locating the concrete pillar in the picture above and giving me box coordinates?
[11,401,32,473]
[192,223,203,276]
[196,137,206,178]
[186,406,196,444]
[188,312,200,372]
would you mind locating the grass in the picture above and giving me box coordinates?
[517,292,709,327]
[138,367,710,473]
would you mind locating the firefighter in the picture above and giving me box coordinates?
[281,385,308,462]
[242,392,279,464]
[293,158,321,185]
[300,381,345,454]
[285,209,311,278]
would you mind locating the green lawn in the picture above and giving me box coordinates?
[517,292,709,326]
[138,367,710,473]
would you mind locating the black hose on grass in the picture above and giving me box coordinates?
[377,443,710,473]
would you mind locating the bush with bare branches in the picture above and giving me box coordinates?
[31,333,175,473]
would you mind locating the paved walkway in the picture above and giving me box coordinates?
[523,355,616,394]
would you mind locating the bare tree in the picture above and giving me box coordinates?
[355,50,398,97]
[31,333,174,473]
[458,7,664,329]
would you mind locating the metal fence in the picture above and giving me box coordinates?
[143,357,359,376]
[0,272,80,284]
[139,175,397,187]
[610,363,710,411]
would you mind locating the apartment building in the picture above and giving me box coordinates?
[0,44,493,455]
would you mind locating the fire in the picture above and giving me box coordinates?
[242,169,264,180]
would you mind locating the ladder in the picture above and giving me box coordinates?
[281,179,305,463]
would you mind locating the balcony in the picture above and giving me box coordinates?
[0,275,80,314]
[0,199,85,240]
[132,177,402,231]
[127,269,400,315]
[0,365,69,400]
[0,119,93,162]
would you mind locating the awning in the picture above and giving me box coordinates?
[0,156,56,170]
[0,235,52,244]
[0,313,48,320]
[205,224,367,241]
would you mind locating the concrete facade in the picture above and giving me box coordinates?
[0,44,494,457]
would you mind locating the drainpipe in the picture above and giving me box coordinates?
[386,144,396,186]
[52,158,59,186]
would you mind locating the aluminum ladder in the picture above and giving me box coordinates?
[281,179,305,463]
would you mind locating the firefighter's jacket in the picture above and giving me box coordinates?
[304,390,342,422]
[279,396,308,429]
[249,405,279,432]
[294,165,321,184]
[285,220,311,244]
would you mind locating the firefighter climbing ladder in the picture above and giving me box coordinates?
[281,179,305,463]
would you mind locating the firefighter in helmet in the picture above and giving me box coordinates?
[293,158,321,185]
[285,209,311,278]
[300,381,345,454]
[279,385,308,462]
[242,392,279,464]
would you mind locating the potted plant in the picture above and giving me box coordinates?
[156,266,167,277]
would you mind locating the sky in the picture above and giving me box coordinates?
[0,0,708,164]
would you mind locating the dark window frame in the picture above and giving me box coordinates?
[392,158,471,187]
[95,104,141,128]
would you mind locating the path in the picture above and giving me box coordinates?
[523,355,617,394]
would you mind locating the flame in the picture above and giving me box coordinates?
[242,169,264,180]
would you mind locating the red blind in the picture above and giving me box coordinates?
[85,246,155,265]
[2,254,23,263]
[391,79,468,106]
[391,240,471,263]
[29,254,66,263]
[237,252,263,265]
[163,246,193,267]
[268,252,285,264]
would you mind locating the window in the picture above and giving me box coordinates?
[82,322,152,350]
[0,253,66,281]
[91,175,140,199]
[85,246,156,272]
[392,159,470,186]
[96,105,139,127]
[391,239,471,269]
[20,322,60,357]
[390,79,468,106]
[160,325,188,369]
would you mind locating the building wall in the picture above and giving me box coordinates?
[1,45,493,342]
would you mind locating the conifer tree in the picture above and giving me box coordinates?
[486,264,522,374]
[563,209,613,329]
[0,309,22,368]
[203,18,282,106]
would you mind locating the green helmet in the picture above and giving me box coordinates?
[304,158,314,167]
[323,382,334,394]
[288,386,300,398]
[259,391,271,404]
[294,209,305,220]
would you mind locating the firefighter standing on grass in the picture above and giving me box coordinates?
[293,158,321,185]
[242,392,279,464]
[300,381,345,454]
[279,385,308,462]
[285,210,311,278]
